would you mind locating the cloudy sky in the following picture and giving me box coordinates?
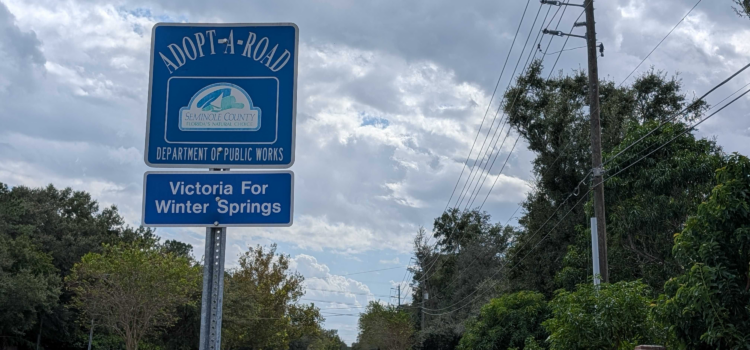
[1,0,748,343]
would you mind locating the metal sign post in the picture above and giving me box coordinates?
[141,170,294,349]
[142,22,298,350]
[199,226,226,350]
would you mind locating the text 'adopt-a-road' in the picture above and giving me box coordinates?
[142,23,298,228]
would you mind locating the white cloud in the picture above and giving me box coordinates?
[232,215,413,254]
[290,254,382,342]
[2,0,750,345]
[0,0,536,261]
[379,257,400,265]
[0,1,45,92]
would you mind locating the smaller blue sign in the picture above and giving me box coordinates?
[142,171,293,227]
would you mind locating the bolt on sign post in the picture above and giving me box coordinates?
[141,23,298,350]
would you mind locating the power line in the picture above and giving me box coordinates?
[443,0,533,214]
[603,62,750,168]
[416,0,537,281]
[422,1,549,280]
[338,266,409,276]
[545,45,586,55]
[454,1,542,211]
[618,0,703,86]
[466,7,557,209]
[300,298,369,306]
[397,257,414,300]
[466,62,750,294]
[425,188,591,314]
[442,166,591,293]
[425,84,750,315]
[464,4,554,210]
[434,6,724,294]
[418,0,538,280]
[606,87,750,180]
[714,81,750,106]
[547,8,586,79]
[458,0,548,211]
[467,2,570,204]
[445,143,582,291]
[319,306,368,310]
[477,137,523,208]
[463,3,560,216]
[305,287,391,298]
[419,3,565,283]
[423,0,745,313]
[543,4,567,55]
[607,81,750,176]
[539,1,737,185]
[504,205,522,226]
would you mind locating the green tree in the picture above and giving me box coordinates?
[0,234,60,347]
[410,211,513,349]
[556,121,724,292]
[150,276,202,350]
[658,154,750,349]
[732,0,750,18]
[502,62,705,295]
[0,184,127,276]
[458,291,550,350]
[222,244,323,350]
[66,242,200,350]
[296,329,348,350]
[0,183,143,349]
[544,280,661,350]
[357,302,414,350]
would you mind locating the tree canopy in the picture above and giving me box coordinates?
[458,291,549,350]
[66,241,200,350]
[0,182,343,350]
[357,302,414,350]
[502,61,706,295]
[398,57,743,350]
[0,183,143,349]
[555,121,725,292]
[409,210,514,348]
[544,280,661,350]
[223,244,324,350]
[733,0,750,18]
[0,234,60,345]
[658,154,750,349]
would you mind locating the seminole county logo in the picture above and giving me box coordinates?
[179,82,261,131]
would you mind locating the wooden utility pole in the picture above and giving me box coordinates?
[87,319,94,350]
[584,0,608,282]
[397,285,401,306]
[421,290,428,330]
[36,316,43,350]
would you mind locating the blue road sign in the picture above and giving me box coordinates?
[142,171,294,227]
[145,23,298,168]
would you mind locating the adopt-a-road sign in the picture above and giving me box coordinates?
[144,23,298,168]
[142,171,293,227]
